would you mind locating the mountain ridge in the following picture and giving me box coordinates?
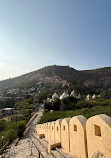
[0,65,111,91]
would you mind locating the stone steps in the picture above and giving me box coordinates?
[32,133,75,158]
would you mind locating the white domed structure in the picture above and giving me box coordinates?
[86,94,90,100]
[70,89,76,98]
[92,94,96,99]
[76,93,81,99]
[47,98,52,102]
[60,92,69,100]
[52,92,59,101]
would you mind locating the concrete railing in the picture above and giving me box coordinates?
[35,114,111,158]
[23,126,30,137]
[26,113,38,127]
[22,112,38,137]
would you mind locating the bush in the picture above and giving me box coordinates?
[0,120,6,132]
[0,129,17,149]
[60,97,78,110]
[52,99,60,110]
[19,109,33,121]
[7,130,17,142]
[38,105,111,124]
[11,114,23,121]
[17,120,26,137]
[101,90,111,99]
[76,100,97,109]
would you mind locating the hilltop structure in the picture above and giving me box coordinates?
[52,93,59,101]
[76,93,81,99]
[86,94,90,100]
[59,92,69,100]
[46,91,100,105]
[92,94,96,99]
[70,89,76,97]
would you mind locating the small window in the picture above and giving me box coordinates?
[57,126,58,131]
[52,126,53,130]
[74,125,77,131]
[95,125,101,136]
[63,126,65,130]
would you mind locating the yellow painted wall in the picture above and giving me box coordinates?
[50,121,55,142]
[86,114,111,158]
[55,119,62,143]
[70,115,87,158]
[36,124,41,134]
[45,123,48,140]
[36,114,111,158]
[47,122,51,143]
[61,118,71,152]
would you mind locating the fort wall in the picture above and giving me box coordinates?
[35,114,111,158]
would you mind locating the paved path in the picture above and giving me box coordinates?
[1,109,54,158]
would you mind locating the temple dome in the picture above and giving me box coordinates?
[52,92,59,101]
[47,98,52,102]
[70,89,76,97]
[60,92,69,100]
[76,93,81,99]
[86,94,90,100]
[92,94,96,99]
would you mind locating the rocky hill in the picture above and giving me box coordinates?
[0,65,111,91]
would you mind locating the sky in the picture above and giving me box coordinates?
[0,0,111,81]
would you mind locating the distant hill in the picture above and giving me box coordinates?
[0,65,111,90]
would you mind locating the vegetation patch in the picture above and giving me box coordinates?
[39,105,111,124]
[0,98,34,150]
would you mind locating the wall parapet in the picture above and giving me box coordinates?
[35,114,111,158]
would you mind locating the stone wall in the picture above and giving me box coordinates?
[36,114,111,158]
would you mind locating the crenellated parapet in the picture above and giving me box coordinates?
[35,114,111,158]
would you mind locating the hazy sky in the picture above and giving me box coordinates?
[0,0,111,81]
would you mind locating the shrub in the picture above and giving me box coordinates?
[7,130,17,142]
[0,129,17,149]
[52,99,60,110]
[101,90,111,99]
[38,105,111,124]
[60,97,78,110]
[0,120,7,132]
[17,120,26,137]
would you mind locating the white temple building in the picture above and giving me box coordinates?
[70,89,76,98]
[86,94,90,100]
[60,92,69,100]
[52,92,59,101]
[92,94,96,99]
[76,93,81,99]
[47,98,52,102]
